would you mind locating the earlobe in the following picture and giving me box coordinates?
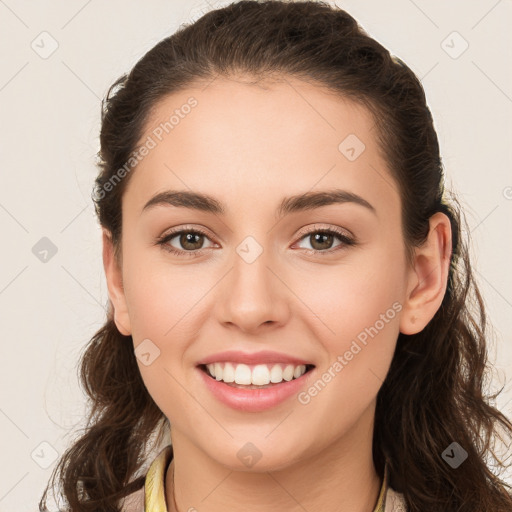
[399,212,452,335]
[102,228,132,336]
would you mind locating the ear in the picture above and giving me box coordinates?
[102,228,132,336]
[399,212,452,335]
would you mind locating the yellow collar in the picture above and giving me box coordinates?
[144,445,389,512]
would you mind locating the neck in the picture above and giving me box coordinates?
[166,406,381,512]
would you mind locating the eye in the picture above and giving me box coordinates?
[156,226,216,257]
[156,224,356,258]
[293,225,356,255]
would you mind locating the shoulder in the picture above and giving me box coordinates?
[385,487,408,512]
[121,444,173,512]
[120,487,144,512]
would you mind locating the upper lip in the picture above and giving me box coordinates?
[197,350,314,366]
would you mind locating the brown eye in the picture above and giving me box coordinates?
[177,232,205,251]
[295,227,355,255]
[308,232,336,251]
[157,227,215,257]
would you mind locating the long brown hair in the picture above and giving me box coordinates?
[39,1,512,510]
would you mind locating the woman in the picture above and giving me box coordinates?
[39,1,512,511]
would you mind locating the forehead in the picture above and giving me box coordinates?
[123,75,400,221]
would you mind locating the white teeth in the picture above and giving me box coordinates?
[204,362,308,385]
[222,362,235,382]
[293,365,304,379]
[283,365,295,381]
[234,363,252,385]
[214,362,223,381]
[251,365,270,386]
[270,364,283,383]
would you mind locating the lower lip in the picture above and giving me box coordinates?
[197,366,315,412]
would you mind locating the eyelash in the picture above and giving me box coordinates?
[156,224,356,258]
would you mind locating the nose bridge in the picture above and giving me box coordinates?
[219,233,287,329]
[232,234,274,301]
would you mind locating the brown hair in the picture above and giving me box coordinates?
[39,1,512,510]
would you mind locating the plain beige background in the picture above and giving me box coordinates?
[0,0,511,510]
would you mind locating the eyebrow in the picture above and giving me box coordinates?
[141,188,376,218]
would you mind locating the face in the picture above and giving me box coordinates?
[107,75,414,471]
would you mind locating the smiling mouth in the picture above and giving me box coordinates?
[198,363,315,389]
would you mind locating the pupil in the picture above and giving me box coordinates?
[182,232,202,250]
[312,233,332,250]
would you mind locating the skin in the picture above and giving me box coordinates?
[103,75,452,512]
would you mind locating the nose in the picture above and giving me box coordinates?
[217,245,290,333]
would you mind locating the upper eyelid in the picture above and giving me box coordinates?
[295,223,353,238]
[162,223,351,238]
[162,225,216,242]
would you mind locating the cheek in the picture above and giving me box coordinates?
[122,240,208,340]
[333,267,402,341]
[295,244,406,369]
[121,247,219,411]
[293,258,404,421]
[308,242,403,311]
